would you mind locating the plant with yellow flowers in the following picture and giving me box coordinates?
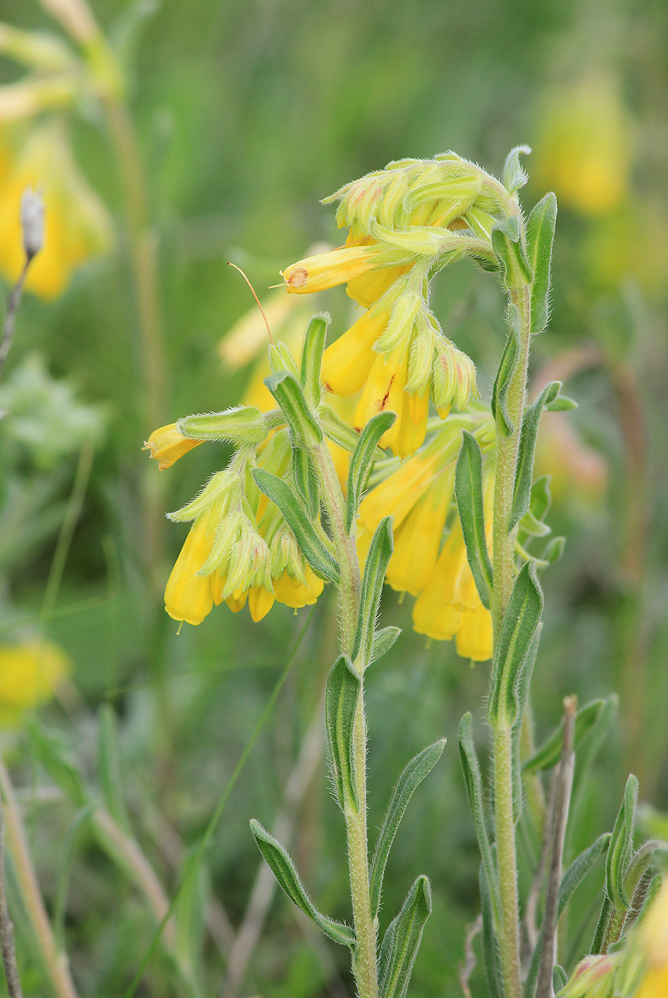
[144,149,666,998]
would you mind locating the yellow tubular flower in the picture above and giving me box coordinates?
[321,309,388,396]
[248,585,276,622]
[353,348,408,452]
[456,606,494,662]
[385,466,454,596]
[0,640,69,726]
[281,244,389,294]
[347,263,411,308]
[144,423,203,470]
[165,509,216,625]
[0,120,112,297]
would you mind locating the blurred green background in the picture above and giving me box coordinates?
[0,0,667,995]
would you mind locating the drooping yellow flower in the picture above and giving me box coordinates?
[144,423,203,470]
[281,241,397,296]
[385,466,454,596]
[0,120,112,297]
[165,508,217,626]
[0,639,69,726]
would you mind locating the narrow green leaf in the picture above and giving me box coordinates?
[459,714,499,926]
[488,561,543,728]
[553,966,568,992]
[502,145,531,195]
[325,656,361,812]
[54,803,95,947]
[28,721,88,808]
[491,304,520,436]
[511,623,541,822]
[623,839,668,904]
[370,625,401,664]
[606,775,639,912]
[300,315,329,408]
[546,395,577,412]
[591,895,612,956]
[571,695,618,817]
[98,704,130,832]
[352,516,393,665]
[543,536,565,564]
[525,834,610,998]
[264,370,323,447]
[492,217,533,289]
[250,819,356,948]
[526,192,557,334]
[455,430,493,609]
[378,876,432,998]
[522,699,609,774]
[251,467,340,583]
[479,865,503,998]
[519,508,551,538]
[510,381,561,531]
[346,411,396,532]
[319,405,362,454]
[292,447,320,519]
[370,740,445,920]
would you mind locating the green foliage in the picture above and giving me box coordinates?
[526,192,557,334]
[345,411,396,533]
[454,430,493,609]
[352,516,394,665]
[378,876,432,998]
[324,655,361,812]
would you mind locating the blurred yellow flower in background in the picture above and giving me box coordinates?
[533,77,631,218]
[0,119,112,297]
[0,639,69,726]
[635,879,668,998]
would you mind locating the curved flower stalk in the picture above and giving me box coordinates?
[280,152,525,456]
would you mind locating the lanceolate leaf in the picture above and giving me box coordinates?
[455,431,493,610]
[251,467,340,583]
[300,315,329,408]
[488,561,543,728]
[459,714,499,926]
[511,623,541,821]
[346,411,396,532]
[264,370,323,447]
[370,740,446,920]
[522,699,609,774]
[352,517,393,665]
[378,876,432,998]
[492,217,533,289]
[491,305,520,436]
[510,381,561,531]
[292,447,320,519]
[250,820,355,949]
[325,656,361,812]
[606,775,639,912]
[370,625,401,664]
[526,192,557,334]
[502,145,531,196]
[319,405,362,454]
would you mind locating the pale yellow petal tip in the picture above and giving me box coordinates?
[145,423,203,470]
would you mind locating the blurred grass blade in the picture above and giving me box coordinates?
[122,607,315,998]
[53,803,95,948]
[370,739,445,920]
[250,820,356,948]
[98,704,130,832]
[455,430,493,609]
[28,721,88,808]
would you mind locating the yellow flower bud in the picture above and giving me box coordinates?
[248,585,275,622]
[144,423,203,470]
[273,566,324,609]
[0,640,69,726]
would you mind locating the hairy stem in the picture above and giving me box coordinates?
[491,282,532,998]
[311,441,377,998]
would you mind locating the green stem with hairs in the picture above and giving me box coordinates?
[491,282,533,998]
[311,441,378,998]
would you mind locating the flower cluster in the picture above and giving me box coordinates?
[280,153,514,456]
[357,410,496,661]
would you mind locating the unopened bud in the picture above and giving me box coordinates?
[21,187,44,260]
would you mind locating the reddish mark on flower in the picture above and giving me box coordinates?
[287,267,308,288]
[379,375,395,410]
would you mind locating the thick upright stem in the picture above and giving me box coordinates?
[311,442,378,998]
[491,282,532,998]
